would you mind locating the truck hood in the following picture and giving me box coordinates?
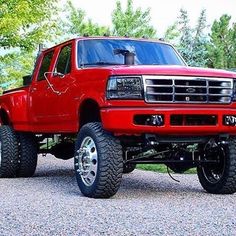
[110,65,236,78]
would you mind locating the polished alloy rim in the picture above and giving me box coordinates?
[75,136,98,186]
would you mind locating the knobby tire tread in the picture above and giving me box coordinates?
[0,126,18,178]
[75,122,123,198]
[17,133,38,177]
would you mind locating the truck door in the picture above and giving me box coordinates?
[43,43,76,131]
[29,50,55,125]
[29,43,77,132]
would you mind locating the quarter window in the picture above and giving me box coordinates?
[37,51,54,81]
[55,44,72,75]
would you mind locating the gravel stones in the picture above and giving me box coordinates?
[0,155,236,235]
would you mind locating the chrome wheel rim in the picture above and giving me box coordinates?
[75,136,98,186]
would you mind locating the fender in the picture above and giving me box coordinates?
[75,93,105,130]
[0,87,30,130]
[78,92,105,108]
[0,104,11,125]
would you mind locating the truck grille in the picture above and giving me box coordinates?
[143,76,233,104]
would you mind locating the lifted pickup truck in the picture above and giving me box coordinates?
[1,37,236,198]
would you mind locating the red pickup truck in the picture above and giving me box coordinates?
[1,37,236,198]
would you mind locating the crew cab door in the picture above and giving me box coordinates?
[29,49,55,125]
[29,43,77,132]
[44,43,76,129]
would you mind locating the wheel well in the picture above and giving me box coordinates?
[0,109,10,125]
[79,100,101,127]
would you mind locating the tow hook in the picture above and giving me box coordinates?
[224,115,236,126]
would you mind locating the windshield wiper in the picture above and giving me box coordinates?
[80,61,123,67]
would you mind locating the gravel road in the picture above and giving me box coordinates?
[0,154,236,236]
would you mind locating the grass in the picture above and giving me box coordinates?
[137,164,197,174]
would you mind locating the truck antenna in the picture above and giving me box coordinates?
[39,44,45,52]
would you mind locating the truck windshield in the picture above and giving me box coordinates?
[77,39,185,67]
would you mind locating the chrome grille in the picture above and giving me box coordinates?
[143,76,233,104]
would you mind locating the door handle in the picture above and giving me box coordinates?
[31,87,37,92]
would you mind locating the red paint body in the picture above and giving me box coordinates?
[1,37,236,136]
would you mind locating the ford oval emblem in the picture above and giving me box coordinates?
[186,87,196,93]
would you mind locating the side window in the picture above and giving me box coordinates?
[55,44,72,75]
[37,51,54,81]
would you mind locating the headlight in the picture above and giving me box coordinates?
[106,76,143,99]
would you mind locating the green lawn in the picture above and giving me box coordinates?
[137,164,197,174]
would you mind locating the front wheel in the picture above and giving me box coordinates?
[197,138,236,194]
[74,122,123,198]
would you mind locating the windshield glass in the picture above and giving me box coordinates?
[77,39,185,67]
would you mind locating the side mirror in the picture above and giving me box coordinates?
[23,75,32,86]
[53,72,65,78]
[113,49,135,65]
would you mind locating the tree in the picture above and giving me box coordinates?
[177,8,194,65]
[0,0,60,91]
[65,1,110,37]
[165,9,208,67]
[207,14,236,68]
[190,9,208,67]
[0,0,59,51]
[0,52,35,88]
[164,22,180,45]
[231,23,236,67]
[112,0,156,38]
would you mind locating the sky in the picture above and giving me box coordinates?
[67,0,236,37]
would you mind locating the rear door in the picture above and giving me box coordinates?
[29,50,55,125]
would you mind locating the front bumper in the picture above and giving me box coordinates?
[101,107,236,135]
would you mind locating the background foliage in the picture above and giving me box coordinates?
[0,0,59,87]
[0,0,236,90]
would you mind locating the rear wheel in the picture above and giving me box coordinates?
[0,125,18,177]
[17,133,38,177]
[74,122,123,198]
[197,138,236,194]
